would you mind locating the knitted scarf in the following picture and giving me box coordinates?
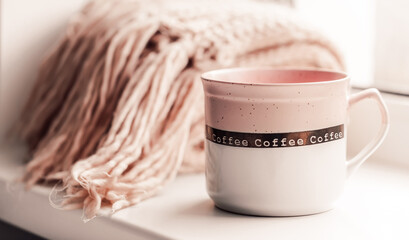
[17,0,344,221]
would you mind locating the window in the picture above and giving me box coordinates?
[294,0,409,165]
[374,0,409,95]
[295,0,409,94]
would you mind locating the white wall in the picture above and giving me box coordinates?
[374,0,409,94]
[0,0,85,141]
[294,0,376,88]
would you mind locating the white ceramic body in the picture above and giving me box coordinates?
[205,138,346,216]
[201,68,389,216]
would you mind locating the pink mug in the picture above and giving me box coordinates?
[201,68,389,216]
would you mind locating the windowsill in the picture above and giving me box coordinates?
[1,90,408,239]
[1,143,409,240]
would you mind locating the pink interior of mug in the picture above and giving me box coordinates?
[201,68,347,85]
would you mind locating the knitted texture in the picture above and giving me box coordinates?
[17,0,344,221]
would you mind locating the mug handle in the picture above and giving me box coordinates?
[346,88,390,177]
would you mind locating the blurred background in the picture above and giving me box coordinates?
[1,0,408,141]
[1,0,408,239]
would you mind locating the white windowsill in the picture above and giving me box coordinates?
[0,145,408,240]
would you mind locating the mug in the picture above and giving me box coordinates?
[201,68,389,216]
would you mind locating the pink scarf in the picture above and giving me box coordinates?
[17,0,344,221]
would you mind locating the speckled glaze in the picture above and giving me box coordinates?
[201,68,389,216]
[202,68,348,133]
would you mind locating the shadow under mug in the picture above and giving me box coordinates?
[201,68,389,216]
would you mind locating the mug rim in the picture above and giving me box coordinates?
[201,67,348,86]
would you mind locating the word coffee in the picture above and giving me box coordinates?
[206,124,344,148]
